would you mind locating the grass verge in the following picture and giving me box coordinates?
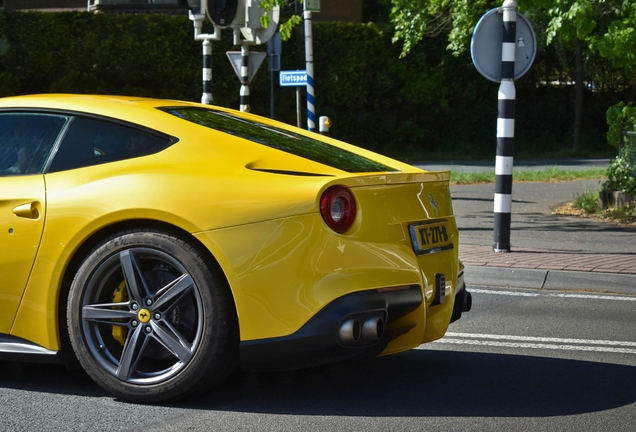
[450,167,607,185]
[451,167,635,225]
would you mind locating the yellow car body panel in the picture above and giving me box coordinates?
[193,176,458,354]
[0,94,467,374]
[0,175,46,334]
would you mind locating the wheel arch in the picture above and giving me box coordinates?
[56,218,238,364]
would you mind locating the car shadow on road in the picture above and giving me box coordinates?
[198,349,636,417]
[4,348,634,417]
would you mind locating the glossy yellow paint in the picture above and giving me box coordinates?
[0,94,459,356]
[0,175,46,334]
[195,175,458,355]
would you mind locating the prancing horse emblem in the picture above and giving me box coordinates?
[429,193,439,215]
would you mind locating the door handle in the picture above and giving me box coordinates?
[13,202,41,219]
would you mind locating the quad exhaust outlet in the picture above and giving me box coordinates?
[339,315,385,345]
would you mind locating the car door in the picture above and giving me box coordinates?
[0,176,47,333]
[0,112,68,334]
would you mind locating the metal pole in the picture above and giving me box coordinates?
[270,70,274,119]
[303,6,315,131]
[189,7,220,105]
[493,0,517,253]
[296,87,301,128]
[240,43,250,112]
[202,39,213,104]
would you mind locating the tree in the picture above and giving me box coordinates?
[388,0,492,57]
[542,0,598,153]
[545,1,636,149]
[590,1,636,147]
[388,0,636,154]
[259,0,302,40]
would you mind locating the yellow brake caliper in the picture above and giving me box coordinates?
[112,281,128,346]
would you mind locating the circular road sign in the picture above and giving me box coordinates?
[471,8,537,82]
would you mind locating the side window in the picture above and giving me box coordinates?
[0,113,68,176]
[48,117,172,173]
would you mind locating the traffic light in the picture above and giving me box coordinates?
[207,0,246,29]
[178,0,204,15]
[241,0,279,44]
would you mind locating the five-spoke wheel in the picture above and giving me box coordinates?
[67,230,238,403]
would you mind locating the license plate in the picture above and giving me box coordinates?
[409,222,454,255]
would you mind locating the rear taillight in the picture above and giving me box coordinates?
[320,186,356,233]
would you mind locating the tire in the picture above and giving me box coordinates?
[67,229,238,403]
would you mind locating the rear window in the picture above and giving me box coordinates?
[160,107,397,173]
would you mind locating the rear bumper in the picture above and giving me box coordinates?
[240,285,422,371]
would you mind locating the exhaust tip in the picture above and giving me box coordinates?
[362,316,385,342]
[339,319,361,344]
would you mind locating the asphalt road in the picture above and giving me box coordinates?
[2,284,635,431]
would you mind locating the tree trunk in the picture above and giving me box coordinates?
[573,37,583,154]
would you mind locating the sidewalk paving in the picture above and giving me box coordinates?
[459,245,636,295]
[435,161,636,294]
[460,245,636,275]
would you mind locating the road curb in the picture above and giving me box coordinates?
[464,265,636,295]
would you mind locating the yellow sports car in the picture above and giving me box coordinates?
[0,94,471,403]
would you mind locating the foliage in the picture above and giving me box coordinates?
[387,0,494,57]
[602,152,636,194]
[385,0,636,155]
[0,11,207,100]
[573,188,600,213]
[259,0,303,40]
[0,10,623,158]
[606,102,636,148]
[573,188,636,223]
[604,203,636,224]
[543,0,598,44]
[386,0,635,57]
[590,1,636,75]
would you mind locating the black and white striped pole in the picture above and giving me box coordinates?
[240,43,250,112]
[493,0,517,253]
[202,39,213,104]
[187,2,220,105]
[471,2,536,253]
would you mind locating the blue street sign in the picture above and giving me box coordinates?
[279,70,307,87]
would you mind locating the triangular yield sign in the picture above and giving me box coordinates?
[226,51,267,84]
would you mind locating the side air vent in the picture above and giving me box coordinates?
[248,168,334,177]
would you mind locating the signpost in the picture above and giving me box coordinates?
[279,70,308,86]
[303,1,316,131]
[184,0,221,104]
[471,7,536,82]
[267,32,281,119]
[279,70,307,128]
[226,51,267,84]
[471,0,536,253]
[185,1,281,111]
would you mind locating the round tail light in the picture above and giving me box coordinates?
[320,186,356,233]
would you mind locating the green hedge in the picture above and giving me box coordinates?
[0,11,616,159]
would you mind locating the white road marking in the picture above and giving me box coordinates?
[432,338,636,354]
[548,293,636,301]
[470,288,636,301]
[446,332,636,347]
[470,288,539,297]
[421,332,636,354]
